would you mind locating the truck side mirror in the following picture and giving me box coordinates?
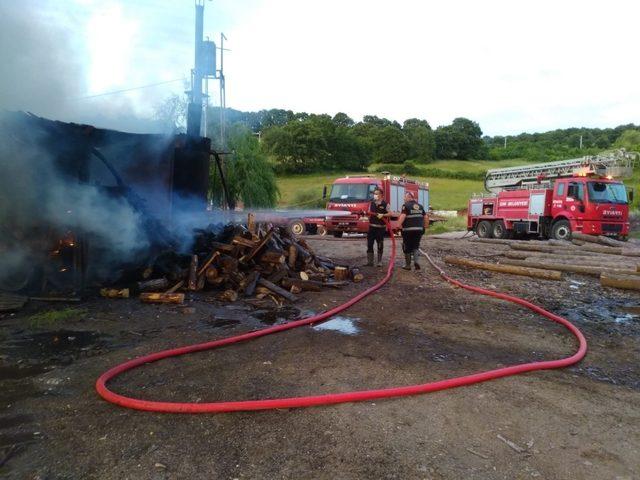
[322,186,327,199]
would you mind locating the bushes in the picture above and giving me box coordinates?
[369,163,485,181]
[289,189,327,209]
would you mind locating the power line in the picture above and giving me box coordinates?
[72,78,185,100]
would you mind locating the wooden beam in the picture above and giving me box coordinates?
[444,256,562,280]
[257,278,298,302]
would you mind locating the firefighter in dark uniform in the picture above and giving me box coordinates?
[397,191,426,270]
[366,188,389,266]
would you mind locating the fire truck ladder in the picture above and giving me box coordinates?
[484,149,637,193]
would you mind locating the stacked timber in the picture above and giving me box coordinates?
[464,235,640,290]
[127,218,359,305]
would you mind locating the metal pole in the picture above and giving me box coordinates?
[219,33,227,150]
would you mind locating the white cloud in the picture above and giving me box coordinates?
[6,0,639,135]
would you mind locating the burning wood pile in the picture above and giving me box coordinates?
[102,214,362,305]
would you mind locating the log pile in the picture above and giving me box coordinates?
[129,218,359,305]
[464,236,640,291]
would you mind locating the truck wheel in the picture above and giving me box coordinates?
[332,231,343,238]
[288,219,306,236]
[306,224,318,235]
[492,220,510,239]
[551,220,571,240]
[476,220,493,238]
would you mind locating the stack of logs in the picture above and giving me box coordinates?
[109,215,363,305]
[445,232,640,291]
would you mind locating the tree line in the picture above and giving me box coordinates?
[209,107,486,173]
[155,95,640,208]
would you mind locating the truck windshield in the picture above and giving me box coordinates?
[329,183,373,201]
[587,182,628,204]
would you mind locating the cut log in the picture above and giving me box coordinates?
[281,277,322,292]
[503,250,640,267]
[596,235,629,248]
[259,251,286,264]
[197,251,220,276]
[510,243,577,254]
[299,271,309,281]
[257,278,298,302]
[444,256,562,280]
[570,232,601,244]
[578,244,623,255]
[136,278,169,292]
[217,289,238,302]
[321,281,349,288]
[165,280,184,294]
[547,239,578,248]
[288,244,298,269]
[499,258,640,277]
[240,229,274,264]
[219,255,239,274]
[600,272,640,291]
[290,285,302,294]
[469,238,524,245]
[334,266,349,281]
[247,212,256,236]
[243,271,260,296]
[140,292,184,304]
[232,235,258,249]
[188,255,198,291]
[100,288,130,298]
[267,267,288,284]
[205,266,219,284]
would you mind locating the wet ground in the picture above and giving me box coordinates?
[1,236,639,479]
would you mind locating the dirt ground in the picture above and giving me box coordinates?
[1,235,639,480]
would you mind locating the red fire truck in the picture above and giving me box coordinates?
[467,150,637,240]
[323,174,430,237]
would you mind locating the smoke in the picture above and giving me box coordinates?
[0,1,85,119]
[0,112,162,290]
[0,1,169,134]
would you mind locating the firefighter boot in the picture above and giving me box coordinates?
[377,250,383,267]
[365,252,374,266]
[413,250,421,270]
[402,253,412,270]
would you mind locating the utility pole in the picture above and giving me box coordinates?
[187,0,218,139]
[219,33,227,150]
[504,136,507,149]
[579,135,583,149]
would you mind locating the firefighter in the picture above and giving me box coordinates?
[366,187,390,267]
[397,191,426,270]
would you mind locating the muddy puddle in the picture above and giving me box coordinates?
[0,330,117,406]
[201,305,302,330]
[557,299,640,332]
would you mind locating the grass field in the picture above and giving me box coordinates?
[276,158,537,211]
[276,157,639,233]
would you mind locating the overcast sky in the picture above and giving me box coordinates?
[1,0,638,135]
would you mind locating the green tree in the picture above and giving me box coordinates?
[403,118,435,162]
[614,129,640,151]
[209,124,279,208]
[435,117,485,159]
[372,126,411,163]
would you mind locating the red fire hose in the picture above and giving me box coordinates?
[96,225,587,413]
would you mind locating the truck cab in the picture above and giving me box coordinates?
[325,177,380,237]
[324,175,429,237]
[550,177,630,239]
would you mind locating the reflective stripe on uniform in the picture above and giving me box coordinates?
[402,226,424,231]
[369,223,386,228]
